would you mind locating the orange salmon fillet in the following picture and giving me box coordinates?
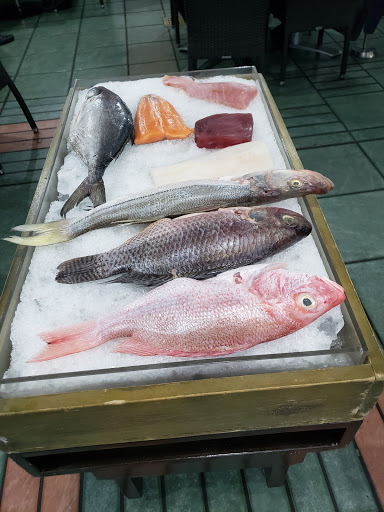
[134,94,193,145]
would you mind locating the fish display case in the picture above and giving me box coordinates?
[0,67,383,487]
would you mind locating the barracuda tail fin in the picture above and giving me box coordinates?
[56,253,107,284]
[29,319,101,362]
[60,177,106,217]
[2,220,72,246]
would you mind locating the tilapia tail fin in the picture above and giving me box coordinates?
[60,177,106,218]
[2,219,72,246]
[29,319,101,362]
[56,253,107,284]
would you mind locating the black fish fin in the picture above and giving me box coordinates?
[60,178,106,218]
[56,254,105,284]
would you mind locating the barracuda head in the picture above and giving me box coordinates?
[232,169,334,200]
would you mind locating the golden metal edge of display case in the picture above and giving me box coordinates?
[0,74,383,454]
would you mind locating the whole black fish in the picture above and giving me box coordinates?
[61,86,134,217]
[56,206,312,286]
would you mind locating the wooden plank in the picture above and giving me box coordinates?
[40,474,80,512]
[0,127,57,143]
[0,119,59,135]
[355,407,384,508]
[0,369,375,453]
[0,136,54,153]
[0,458,40,512]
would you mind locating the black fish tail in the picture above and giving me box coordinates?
[56,254,108,284]
[60,177,106,218]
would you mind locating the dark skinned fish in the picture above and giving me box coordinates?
[60,86,134,217]
[55,206,312,286]
[4,169,331,247]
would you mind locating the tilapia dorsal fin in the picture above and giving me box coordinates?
[60,177,106,217]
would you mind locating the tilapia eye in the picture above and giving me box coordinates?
[283,215,297,227]
[290,179,303,189]
[297,293,317,310]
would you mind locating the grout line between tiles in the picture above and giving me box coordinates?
[284,479,296,512]
[352,439,384,511]
[0,179,40,187]
[317,453,340,512]
[309,73,371,84]
[279,102,327,111]
[320,87,383,99]
[345,255,384,265]
[292,58,384,181]
[69,0,86,88]
[78,472,84,512]
[295,140,356,150]
[320,188,384,200]
[124,0,129,75]
[0,456,8,507]
[160,475,167,512]
[281,110,332,120]
[36,476,44,512]
[239,470,252,512]
[315,80,377,92]
[376,403,384,422]
[119,487,124,512]
[200,473,210,512]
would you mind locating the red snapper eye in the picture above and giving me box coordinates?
[296,293,316,310]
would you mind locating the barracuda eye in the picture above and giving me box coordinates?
[290,179,303,189]
[297,293,317,310]
[283,215,297,227]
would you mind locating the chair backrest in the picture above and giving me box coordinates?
[281,0,366,35]
[185,0,271,69]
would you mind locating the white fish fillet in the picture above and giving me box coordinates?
[150,141,273,186]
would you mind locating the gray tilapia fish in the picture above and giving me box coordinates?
[4,169,331,247]
[60,86,134,217]
[56,206,312,286]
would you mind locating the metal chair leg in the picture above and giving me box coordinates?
[340,30,351,79]
[7,78,38,132]
[170,0,180,45]
[317,28,324,47]
[280,31,290,85]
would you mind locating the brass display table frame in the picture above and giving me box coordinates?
[0,69,383,493]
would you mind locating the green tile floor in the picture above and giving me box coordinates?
[0,2,384,510]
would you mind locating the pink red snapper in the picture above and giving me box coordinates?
[30,263,345,362]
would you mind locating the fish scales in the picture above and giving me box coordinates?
[5,170,332,247]
[31,264,346,361]
[56,207,312,285]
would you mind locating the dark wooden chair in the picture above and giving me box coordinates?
[270,0,366,84]
[184,0,271,72]
[0,60,38,133]
[0,60,38,175]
